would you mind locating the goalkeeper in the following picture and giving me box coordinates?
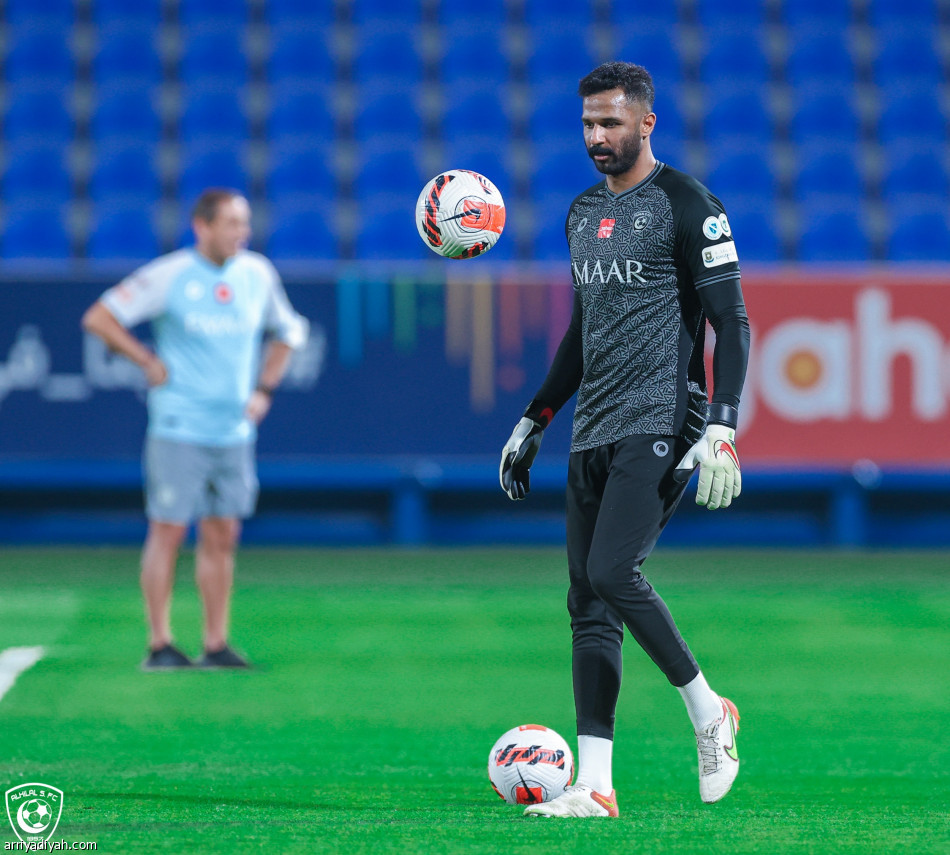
[499,62,750,817]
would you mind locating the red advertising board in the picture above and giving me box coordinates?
[736,271,950,467]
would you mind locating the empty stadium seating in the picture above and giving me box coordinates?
[0,0,947,263]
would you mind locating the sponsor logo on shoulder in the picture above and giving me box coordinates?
[702,240,739,268]
[718,213,732,237]
[702,216,722,240]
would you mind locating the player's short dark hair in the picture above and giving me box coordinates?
[578,62,655,110]
[192,188,244,223]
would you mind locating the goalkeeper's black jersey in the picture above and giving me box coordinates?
[564,161,741,451]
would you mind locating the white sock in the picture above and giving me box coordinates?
[677,671,724,732]
[575,735,613,794]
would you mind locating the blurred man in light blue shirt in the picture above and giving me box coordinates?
[82,189,309,670]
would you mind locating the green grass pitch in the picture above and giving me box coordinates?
[0,548,948,854]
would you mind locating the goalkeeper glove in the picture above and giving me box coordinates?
[499,417,544,500]
[674,424,741,510]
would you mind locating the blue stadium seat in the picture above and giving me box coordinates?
[90,88,162,145]
[530,147,601,205]
[177,0,249,29]
[880,147,950,199]
[532,193,573,261]
[352,26,424,88]
[353,0,423,27]
[4,30,75,85]
[696,0,766,28]
[86,207,161,260]
[180,28,250,88]
[178,145,249,201]
[438,32,509,88]
[438,0,509,31]
[525,0,595,28]
[354,198,422,260]
[868,0,937,30]
[267,204,338,261]
[93,0,162,30]
[876,84,947,146]
[267,86,336,145]
[705,148,779,199]
[529,89,584,146]
[794,146,865,201]
[267,145,337,203]
[268,27,336,86]
[3,146,73,204]
[787,87,862,145]
[873,30,942,86]
[785,30,857,88]
[439,144,512,198]
[442,86,511,141]
[352,146,426,203]
[92,28,163,87]
[719,196,782,262]
[701,87,773,148]
[88,145,162,204]
[2,208,72,259]
[3,88,73,145]
[351,87,423,143]
[4,0,75,28]
[264,0,335,28]
[700,30,770,87]
[524,27,599,88]
[886,206,950,261]
[614,30,684,89]
[611,4,678,28]
[179,89,250,145]
[782,0,853,28]
[797,209,871,262]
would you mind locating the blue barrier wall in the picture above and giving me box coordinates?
[2,270,948,548]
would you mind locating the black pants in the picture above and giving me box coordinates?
[567,433,700,739]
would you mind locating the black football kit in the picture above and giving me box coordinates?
[525,162,751,738]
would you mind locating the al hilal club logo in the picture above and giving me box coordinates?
[5,782,63,845]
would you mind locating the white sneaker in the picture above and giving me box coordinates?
[524,785,619,818]
[697,697,740,803]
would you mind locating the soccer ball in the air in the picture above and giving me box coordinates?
[415,169,506,258]
[487,724,574,805]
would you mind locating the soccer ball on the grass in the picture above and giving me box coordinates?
[415,169,506,258]
[487,724,574,805]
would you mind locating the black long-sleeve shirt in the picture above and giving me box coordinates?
[525,162,750,448]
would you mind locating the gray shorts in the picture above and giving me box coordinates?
[144,436,259,524]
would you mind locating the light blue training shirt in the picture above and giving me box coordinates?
[101,248,309,446]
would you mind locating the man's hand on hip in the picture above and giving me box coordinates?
[674,424,741,510]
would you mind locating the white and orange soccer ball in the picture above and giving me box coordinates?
[415,169,506,258]
[487,724,574,805]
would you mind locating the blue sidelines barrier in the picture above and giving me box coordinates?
[1,458,948,548]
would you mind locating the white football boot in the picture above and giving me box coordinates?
[697,697,740,803]
[524,785,619,818]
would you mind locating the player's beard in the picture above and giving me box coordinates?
[588,133,643,176]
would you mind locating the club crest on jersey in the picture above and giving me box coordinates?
[633,211,653,230]
[213,283,233,304]
[597,218,616,238]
